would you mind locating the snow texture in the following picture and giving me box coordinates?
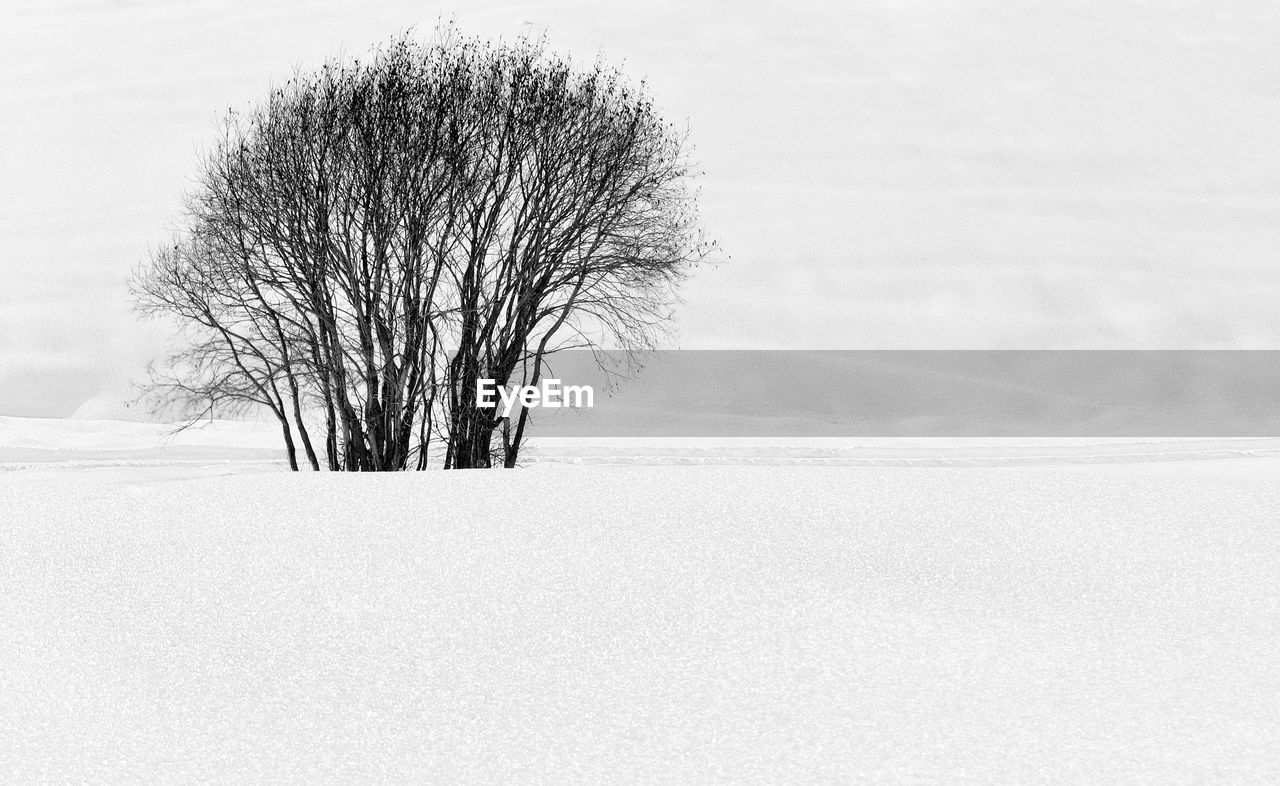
[3,418,1279,781]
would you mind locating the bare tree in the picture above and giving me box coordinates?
[135,237,320,471]
[134,28,713,470]
[436,42,707,468]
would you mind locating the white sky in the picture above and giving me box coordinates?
[2,0,1279,416]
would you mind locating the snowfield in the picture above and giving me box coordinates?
[3,417,1280,781]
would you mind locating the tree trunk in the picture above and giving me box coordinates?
[278,416,299,471]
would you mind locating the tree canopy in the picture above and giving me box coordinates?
[135,29,713,470]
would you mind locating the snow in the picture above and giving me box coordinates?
[3,418,1280,780]
[4,2,1278,775]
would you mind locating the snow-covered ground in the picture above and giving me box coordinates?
[3,416,1279,780]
